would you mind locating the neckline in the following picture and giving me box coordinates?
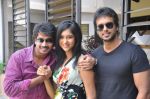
[102,41,124,54]
[63,56,75,66]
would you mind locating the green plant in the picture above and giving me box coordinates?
[82,35,101,53]
[0,62,4,74]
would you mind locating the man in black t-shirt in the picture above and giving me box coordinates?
[78,7,150,99]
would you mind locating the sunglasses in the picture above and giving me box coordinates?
[36,38,53,44]
[97,22,114,31]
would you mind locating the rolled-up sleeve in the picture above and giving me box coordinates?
[3,53,31,97]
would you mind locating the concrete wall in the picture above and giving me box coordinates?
[30,10,45,23]
[82,0,121,13]
[81,0,121,36]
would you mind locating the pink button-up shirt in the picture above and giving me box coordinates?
[3,45,56,99]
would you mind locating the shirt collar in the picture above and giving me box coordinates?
[24,45,56,65]
[25,44,34,62]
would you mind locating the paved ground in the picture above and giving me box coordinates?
[0,96,8,99]
[0,74,8,99]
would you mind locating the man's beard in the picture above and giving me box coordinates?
[103,32,118,42]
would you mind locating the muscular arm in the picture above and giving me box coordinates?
[79,69,96,99]
[133,69,150,99]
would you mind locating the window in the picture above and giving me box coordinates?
[81,24,89,35]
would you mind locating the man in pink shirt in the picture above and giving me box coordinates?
[3,22,56,99]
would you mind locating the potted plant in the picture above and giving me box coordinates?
[82,35,102,53]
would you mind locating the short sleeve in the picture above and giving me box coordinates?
[131,46,150,73]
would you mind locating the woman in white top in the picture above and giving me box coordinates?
[37,20,96,99]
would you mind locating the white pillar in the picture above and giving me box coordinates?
[0,0,3,62]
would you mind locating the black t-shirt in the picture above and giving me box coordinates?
[92,41,150,99]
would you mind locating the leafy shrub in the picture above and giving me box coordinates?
[82,35,101,53]
[0,62,4,74]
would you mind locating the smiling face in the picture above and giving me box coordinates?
[59,29,75,54]
[96,16,118,42]
[34,32,54,56]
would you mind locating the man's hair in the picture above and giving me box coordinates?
[93,7,119,44]
[32,22,56,41]
[94,7,119,28]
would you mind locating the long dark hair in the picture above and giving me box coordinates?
[55,20,82,69]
